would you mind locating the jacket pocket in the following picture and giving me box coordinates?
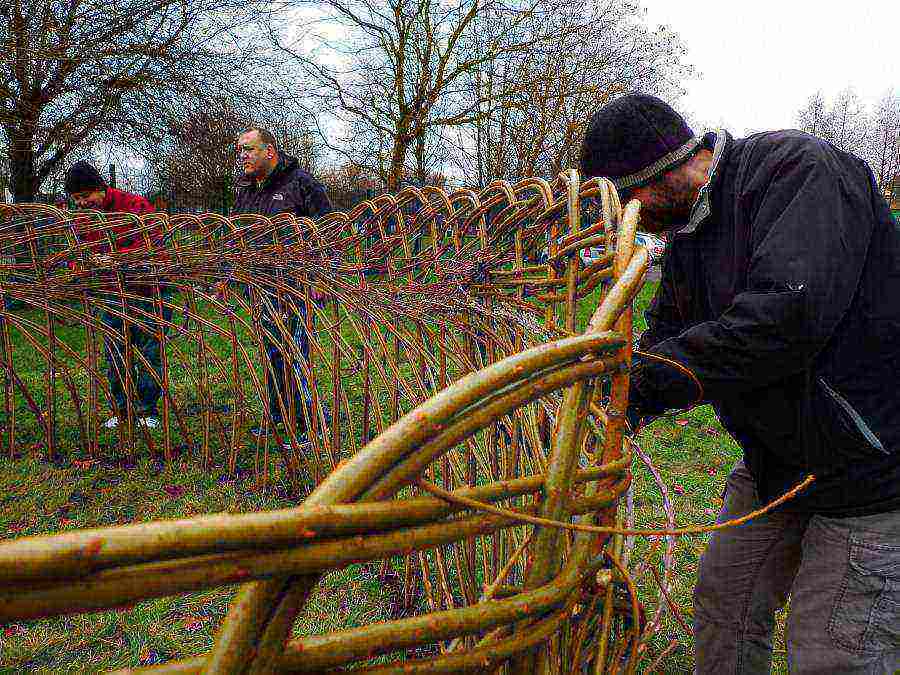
[808,378,889,469]
[828,534,900,654]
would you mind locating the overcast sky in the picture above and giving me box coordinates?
[641,0,899,136]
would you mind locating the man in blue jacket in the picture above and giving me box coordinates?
[580,94,899,673]
[231,128,332,446]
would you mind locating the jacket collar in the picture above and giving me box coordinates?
[676,129,730,235]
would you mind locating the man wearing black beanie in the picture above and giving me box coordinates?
[580,94,899,673]
[64,161,171,432]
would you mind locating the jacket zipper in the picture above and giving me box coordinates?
[818,377,888,454]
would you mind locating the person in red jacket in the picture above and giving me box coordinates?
[66,162,159,249]
[65,161,172,431]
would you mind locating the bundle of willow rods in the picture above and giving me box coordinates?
[0,172,671,673]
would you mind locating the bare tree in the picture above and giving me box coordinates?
[452,0,692,184]
[264,117,324,176]
[144,101,247,212]
[796,91,832,139]
[317,160,382,209]
[271,0,585,190]
[829,87,869,157]
[797,87,868,160]
[0,0,287,202]
[411,126,451,183]
[796,87,900,192]
[865,90,900,192]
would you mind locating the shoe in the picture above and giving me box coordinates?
[250,422,311,449]
[104,416,120,429]
[138,416,160,429]
[281,431,311,451]
[250,424,275,439]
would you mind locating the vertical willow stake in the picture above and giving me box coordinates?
[511,170,589,674]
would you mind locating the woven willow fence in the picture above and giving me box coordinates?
[0,172,654,672]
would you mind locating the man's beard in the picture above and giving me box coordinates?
[642,175,696,231]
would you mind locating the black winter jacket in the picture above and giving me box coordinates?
[230,154,332,308]
[631,129,900,516]
[232,154,332,222]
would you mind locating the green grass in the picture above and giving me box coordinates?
[0,277,789,673]
[0,455,398,672]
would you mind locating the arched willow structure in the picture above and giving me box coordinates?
[0,172,659,673]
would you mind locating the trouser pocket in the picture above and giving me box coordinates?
[828,533,900,654]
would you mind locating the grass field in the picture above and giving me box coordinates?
[0,279,790,673]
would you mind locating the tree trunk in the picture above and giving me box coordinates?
[8,134,40,203]
[387,117,414,192]
[387,135,410,192]
[414,135,428,183]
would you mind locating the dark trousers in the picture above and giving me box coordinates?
[694,460,900,674]
[98,294,172,417]
[3,242,32,310]
[261,302,314,430]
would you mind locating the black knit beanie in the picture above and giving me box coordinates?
[580,94,699,190]
[64,161,107,195]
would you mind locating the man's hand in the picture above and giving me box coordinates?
[625,407,647,435]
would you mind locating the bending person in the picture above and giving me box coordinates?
[65,161,171,430]
[580,94,900,674]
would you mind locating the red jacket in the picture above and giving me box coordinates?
[77,187,161,254]
[69,189,167,295]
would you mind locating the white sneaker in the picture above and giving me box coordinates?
[138,416,160,429]
[104,416,120,429]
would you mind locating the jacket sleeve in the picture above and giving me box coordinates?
[297,176,332,219]
[629,140,874,418]
[117,195,157,253]
[637,250,684,351]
